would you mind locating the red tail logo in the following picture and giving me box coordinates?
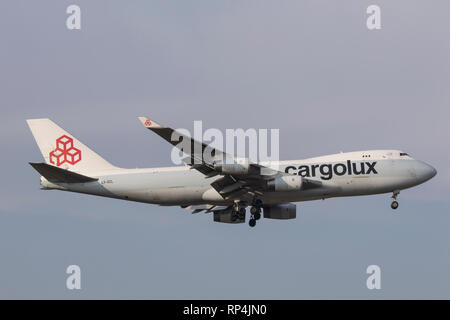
[49,135,81,166]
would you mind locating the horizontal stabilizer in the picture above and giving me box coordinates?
[29,162,98,183]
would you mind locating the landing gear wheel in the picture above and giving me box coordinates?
[249,219,256,227]
[391,201,399,210]
[250,206,260,215]
[231,213,238,222]
[254,212,261,220]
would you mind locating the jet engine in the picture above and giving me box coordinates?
[214,163,250,175]
[267,175,303,191]
[263,204,296,219]
[214,158,252,175]
[213,208,245,223]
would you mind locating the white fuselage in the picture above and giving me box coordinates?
[41,150,436,206]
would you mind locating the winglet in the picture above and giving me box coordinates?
[138,116,163,128]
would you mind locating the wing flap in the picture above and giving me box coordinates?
[182,204,229,214]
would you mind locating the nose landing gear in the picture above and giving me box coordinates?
[391,191,400,210]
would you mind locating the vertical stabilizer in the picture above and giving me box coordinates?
[26,118,117,174]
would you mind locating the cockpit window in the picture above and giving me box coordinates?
[400,152,409,156]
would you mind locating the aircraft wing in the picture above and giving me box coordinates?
[138,116,318,201]
[138,116,222,178]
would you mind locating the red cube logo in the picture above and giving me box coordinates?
[56,135,73,151]
[49,149,65,166]
[49,135,81,166]
[65,147,81,165]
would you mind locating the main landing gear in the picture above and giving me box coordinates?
[248,199,262,228]
[231,205,246,222]
[231,199,263,227]
[391,191,400,210]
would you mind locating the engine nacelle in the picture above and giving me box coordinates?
[263,204,296,220]
[214,158,251,175]
[267,175,303,191]
[213,208,245,224]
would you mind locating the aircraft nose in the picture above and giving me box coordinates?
[430,165,437,178]
[415,161,437,182]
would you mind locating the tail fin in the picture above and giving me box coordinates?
[26,118,117,174]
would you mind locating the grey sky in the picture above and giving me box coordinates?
[0,0,449,298]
